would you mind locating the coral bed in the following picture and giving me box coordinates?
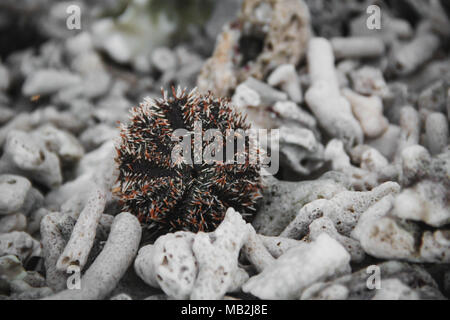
[0,0,449,300]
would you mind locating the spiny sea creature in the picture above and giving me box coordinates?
[114,87,262,234]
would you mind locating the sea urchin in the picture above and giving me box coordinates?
[114,87,262,233]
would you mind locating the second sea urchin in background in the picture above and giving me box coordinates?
[115,88,262,234]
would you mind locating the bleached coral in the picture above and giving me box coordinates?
[242,233,351,299]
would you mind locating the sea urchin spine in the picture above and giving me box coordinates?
[115,87,262,233]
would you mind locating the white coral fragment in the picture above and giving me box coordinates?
[242,233,351,299]
[56,188,106,272]
[191,208,250,300]
[267,64,302,103]
[135,208,252,300]
[342,88,388,139]
[305,38,363,149]
[44,212,141,300]
[135,231,197,300]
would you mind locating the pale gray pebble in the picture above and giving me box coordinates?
[0,107,86,146]
[232,83,262,110]
[37,105,87,134]
[65,31,94,58]
[0,106,14,125]
[425,112,448,156]
[65,53,111,100]
[0,213,27,234]
[0,231,41,263]
[45,175,97,212]
[151,47,177,72]
[22,69,82,96]
[0,130,62,189]
[32,124,84,163]
[79,124,119,151]
[44,141,116,213]
[76,140,118,192]
[22,187,44,218]
[0,174,31,215]
[331,37,385,60]
[93,93,132,125]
